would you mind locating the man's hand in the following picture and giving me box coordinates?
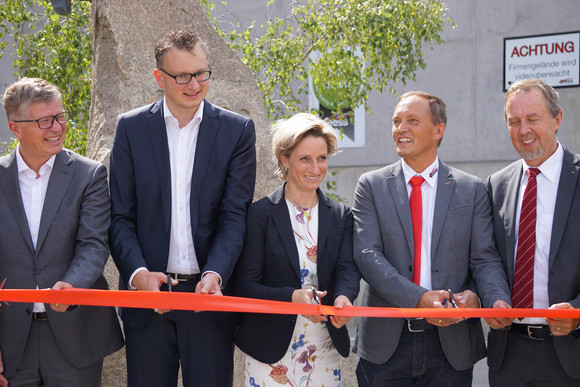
[132,271,178,314]
[49,281,73,312]
[417,290,464,326]
[0,348,8,387]
[195,273,222,296]
[546,302,579,336]
[484,300,514,329]
[453,289,480,308]
[292,288,328,324]
[330,295,353,329]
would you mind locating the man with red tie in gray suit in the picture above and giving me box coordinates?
[485,79,580,386]
[353,91,509,386]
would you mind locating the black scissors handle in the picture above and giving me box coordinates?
[167,274,173,292]
[448,289,458,308]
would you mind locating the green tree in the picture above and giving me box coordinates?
[0,0,91,155]
[203,0,453,119]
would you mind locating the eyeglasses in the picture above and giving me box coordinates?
[12,111,68,129]
[159,67,212,84]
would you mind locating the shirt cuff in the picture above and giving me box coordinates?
[202,271,223,288]
[128,267,148,290]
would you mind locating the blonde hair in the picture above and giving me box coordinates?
[272,113,338,180]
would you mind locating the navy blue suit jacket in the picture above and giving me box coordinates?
[109,99,256,329]
[234,185,360,363]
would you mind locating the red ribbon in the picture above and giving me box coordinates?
[0,288,579,318]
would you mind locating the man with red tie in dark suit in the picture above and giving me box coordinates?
[485,79,580,386]
[109,30,256,386]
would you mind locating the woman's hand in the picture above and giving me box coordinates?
[292,288,328,323]
[330,295,353,328]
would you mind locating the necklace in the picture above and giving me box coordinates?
[284,188,318,209]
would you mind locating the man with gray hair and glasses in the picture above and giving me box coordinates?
[0,77,123,386]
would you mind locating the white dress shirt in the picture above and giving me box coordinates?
[129,99,205,288]
[16,146,55,313]
[402,157,439,291]
[164,99,202,275]
[515,144,563,324]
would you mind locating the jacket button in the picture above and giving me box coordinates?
[34,268,41,274]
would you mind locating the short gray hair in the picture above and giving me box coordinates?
[504,79,562,120]
[2,77,62,120]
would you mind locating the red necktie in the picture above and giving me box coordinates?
[512,168,540,309]
[410,176,425,285]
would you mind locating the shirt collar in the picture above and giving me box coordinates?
[16,145,56,175]
[162,98,204,129]
[402,157,439,189]
[520,142,563,184]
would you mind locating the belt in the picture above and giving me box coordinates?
[404,318,436,333]
[167,273,201,282]
[511,323,552,340]
[32,312,48,320]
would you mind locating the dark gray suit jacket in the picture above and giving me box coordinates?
[0,149,124,378]
[353,160,508,371]
[486,147,580,379]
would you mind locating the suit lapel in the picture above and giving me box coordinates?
[431,163,454,258]
[549,149,579,269]
[0,153,35,253]
[503,163,523,278]
[387,161,414,257]
[190,102,219,237]
[36,151,73,254]
[148,100,172,230]
[270,186,301,279]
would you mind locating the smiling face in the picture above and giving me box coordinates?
[281,135,329,197]
[154,45,209,124]
[392,95,444,172]
[8,99,66,172]
[505,88,562,167]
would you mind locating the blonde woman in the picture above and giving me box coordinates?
[235,113,360,386]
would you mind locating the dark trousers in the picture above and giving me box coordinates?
[489,329,579,387]
[10,319,102,387]
[356,328,473,387]
[124,281,234,387]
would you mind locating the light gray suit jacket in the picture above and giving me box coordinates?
[486,147,580,379]
[353,160,509,370]
[0,149,123,378]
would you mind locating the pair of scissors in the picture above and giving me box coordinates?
[311,286,327,317]
[442,288,458,308]
[154,275,173,314]
[167,274,173,292]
